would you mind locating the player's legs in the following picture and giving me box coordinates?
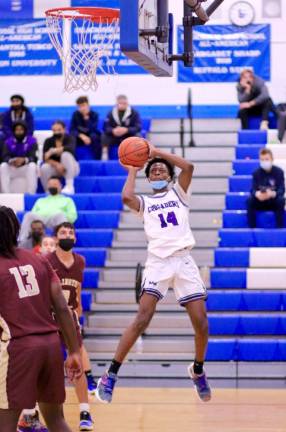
[0,408,21,432]
[38,403,72,432]
[81,344,97,395]
[185,299,208,363]
[96,293,158,403]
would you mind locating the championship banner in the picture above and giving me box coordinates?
[0,0,34,19]
[0,20,62,76]
[178,24,271,83]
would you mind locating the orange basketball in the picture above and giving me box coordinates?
[118,137,150,167]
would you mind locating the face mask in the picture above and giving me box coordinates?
[59,238,75,252]
[48,187,58,196]
[260,161,272,171]
[54,133,63,139]
[150,180,169,190]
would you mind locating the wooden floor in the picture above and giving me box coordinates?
[63,387,286,432]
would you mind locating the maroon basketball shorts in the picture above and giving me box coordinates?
[0,332,65,410]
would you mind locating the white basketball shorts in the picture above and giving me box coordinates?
[141,249,207,306]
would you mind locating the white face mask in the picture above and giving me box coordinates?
[260,160,272,171]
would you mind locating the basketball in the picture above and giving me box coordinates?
[118,137,150,167]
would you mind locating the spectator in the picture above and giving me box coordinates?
[2,94,34,138]
[0,121,38,194]
[102,95,142,160]
[19,176,78,245]
[247,148,285,228]
[40,235,56,255]
[70,96,101,159]
[41,120,79,195]
[19,220,45,252]
[237,69,276,130]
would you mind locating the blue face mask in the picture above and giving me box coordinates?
[150,180,169,190]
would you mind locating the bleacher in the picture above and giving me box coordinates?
[209,128,286,362]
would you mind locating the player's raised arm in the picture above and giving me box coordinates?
[150,146,194,192]
[121,165,142,211]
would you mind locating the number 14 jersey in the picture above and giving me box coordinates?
[138,182,196,258]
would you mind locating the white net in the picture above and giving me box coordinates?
[46,11,119,92]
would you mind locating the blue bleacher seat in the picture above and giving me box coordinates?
[81,291,93,311]
[238,130,267,145]
[76,229,113,247]
[248,114,277,130]
[225,193,248,210]
[233,160,259,175]
[242,291,282,311]
[236,145,264,160]
[219,229,286,247]
[211,268,247,288]
[223,210,286,229]
[229,176,251,192]
[76,146,94,161]
[75,176,126,193]
[74,248,107,267]
[238,340,279,361]
[83,269,99,289]
[209,315,239,335]
[207,290,243,311]
[24,194,123,211]
[214,248,250,267]
[79,161,126,176]
[239,315,280,335]
[206,339,236,361]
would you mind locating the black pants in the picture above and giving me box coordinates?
[238,98,277,129]
[277,111,286,142]
[247,195,285,228]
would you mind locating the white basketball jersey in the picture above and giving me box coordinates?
[138,182,196,258]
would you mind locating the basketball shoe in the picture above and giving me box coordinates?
[96,371,117,403]
[86,373,97,395]
[17,410,48,431]
[79,411,94,431]
[188,364,212,402]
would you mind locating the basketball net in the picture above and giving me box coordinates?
[45,8,119,92]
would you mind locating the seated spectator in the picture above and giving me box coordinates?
[19,176,78,245]
[102,95,142,160]
[0,121,38,194]
[19,220,45,252]
[41,120,79,195]
[277,103,286,143]
[2,94,34,138]
[247,148,285,228]
[237,69,276,130]
[70,96,101,159]
[40,235,56,255]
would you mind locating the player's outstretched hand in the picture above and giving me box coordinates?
[148,142,157,159]
[65,352,83,382]
[119,160,142,172]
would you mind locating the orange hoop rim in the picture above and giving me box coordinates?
[45,7,120,23]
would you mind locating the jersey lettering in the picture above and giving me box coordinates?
[9,265,40,299]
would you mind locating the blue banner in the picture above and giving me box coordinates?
[178,24,271,83]
[0,20,62,76]
[71,21,147,75]
[0,0,33,19]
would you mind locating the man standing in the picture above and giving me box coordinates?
[247,148,285,228]
[237,69,276,130]
[2,95,34,138]
[19,176,77,246]
[102,95,142,160]
[0,206,82,432]
[70,96,101,160]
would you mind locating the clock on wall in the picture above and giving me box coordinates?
[229,1,255,26]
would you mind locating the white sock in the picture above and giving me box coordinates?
[80,403,90,413]
[22,408,36,416]
[65,178,74,188]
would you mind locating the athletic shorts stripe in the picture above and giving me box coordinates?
[0,340,10,409]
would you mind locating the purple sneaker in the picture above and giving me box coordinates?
[96,371,117,403]
[17,410,48,431]
[188,364,212,402]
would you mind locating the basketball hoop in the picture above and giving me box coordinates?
[45,7,120,92]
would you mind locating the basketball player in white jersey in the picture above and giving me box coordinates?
[96,145,211,403]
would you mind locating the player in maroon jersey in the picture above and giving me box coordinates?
[0,206,82,432]
[47,222,95,431]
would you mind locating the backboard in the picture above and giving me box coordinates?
[120,0,173,77]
